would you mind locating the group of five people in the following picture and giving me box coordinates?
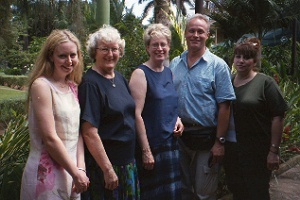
[20,13,287,200]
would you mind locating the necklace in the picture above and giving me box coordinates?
[109,78,116,87]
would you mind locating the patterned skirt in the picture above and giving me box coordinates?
[136,138,181,200]
[82,160,140,200]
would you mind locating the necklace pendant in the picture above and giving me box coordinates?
[112,83,116,87]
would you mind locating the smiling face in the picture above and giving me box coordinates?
[185,18,209,52]
[50,41,78,77]
[146,36,170,63]
[95,41,120,71]
[234,54,256,74]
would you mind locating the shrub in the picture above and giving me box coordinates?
[0,113,29,200]
[0,99,26,124]
[0,73,28,88]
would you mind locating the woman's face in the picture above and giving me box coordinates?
[233,54,256,74]
[50,41,78,76]
[95,41,120,70]
[146,36,170,63]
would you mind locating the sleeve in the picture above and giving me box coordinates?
[78,81,103,128]
[214,60,236,103]
[264,76,288,116]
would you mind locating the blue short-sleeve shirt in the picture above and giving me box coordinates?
[169,49,236,127]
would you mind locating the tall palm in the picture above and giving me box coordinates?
[138,0,193,25]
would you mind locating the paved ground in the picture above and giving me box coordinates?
[220,155,300,200]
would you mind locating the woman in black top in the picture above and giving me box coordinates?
[78,25,139,200]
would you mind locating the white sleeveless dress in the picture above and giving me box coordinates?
[21,77,81,200]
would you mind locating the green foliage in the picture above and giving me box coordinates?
[278,80,300,162]
[0,98,26,124]
[114,13,148,80]
[0,113,29,200]
[0,74,28,88]
[210,40,235,67]
[168,9,186,59]
[261,40,300,81]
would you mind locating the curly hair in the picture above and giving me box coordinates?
[86,24,125,62]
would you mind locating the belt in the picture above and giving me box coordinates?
[183,123,204,131]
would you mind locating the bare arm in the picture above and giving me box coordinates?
[129,68,154,170]
[31,79,89,193]
[80,122,118,190]
[76,133,86,169]
[211,100,231,164]
[267,116,284,170]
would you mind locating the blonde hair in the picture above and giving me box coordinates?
[26,29,83,111]
[143,23,172,46]
[86,24,125,61]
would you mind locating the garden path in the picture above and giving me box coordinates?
[220,155,300,200]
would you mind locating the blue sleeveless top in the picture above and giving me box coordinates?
[139,64,178,147]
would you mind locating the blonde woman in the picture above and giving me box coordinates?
[21,29,89,200]
[129,23,183,200]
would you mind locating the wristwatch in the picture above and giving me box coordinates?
[216,136,226,144]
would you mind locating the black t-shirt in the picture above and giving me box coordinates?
[78,68,136,165]
[233,73,288,153]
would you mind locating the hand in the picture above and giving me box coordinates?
[142,148,155,170]
[103,167,118,190]
[72,170,90,193]
[210,142,225,166]
[267,151,280,171]
[173,117,184,137]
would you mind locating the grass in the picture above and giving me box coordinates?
[0,86,27,101]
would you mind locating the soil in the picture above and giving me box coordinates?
[219,155,300,200]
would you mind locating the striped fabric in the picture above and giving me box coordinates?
[136,139,182,200]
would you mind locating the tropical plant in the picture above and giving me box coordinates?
[114,12,148,80]
[279,80,300,162]
[208,0,282,41]
[0,113,29,200]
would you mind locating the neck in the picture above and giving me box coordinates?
[187,47,206,68]
[236,70,257,80]
[92,65,114,79]
[234,71,257,87]
[144,60,164,72]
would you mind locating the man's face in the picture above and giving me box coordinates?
[185,18,209,52]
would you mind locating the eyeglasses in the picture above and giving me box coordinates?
[150,43,168,50]
[96,47,120,54]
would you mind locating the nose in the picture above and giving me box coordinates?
[193,32,199,37]
[107,49,114,54]
[156,45,163,50]
[66,56,72,65]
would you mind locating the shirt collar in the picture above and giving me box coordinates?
[179,48,210,66]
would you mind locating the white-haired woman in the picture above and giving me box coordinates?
[78,25,140,199]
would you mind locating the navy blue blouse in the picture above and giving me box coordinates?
[139,65,178,148]
[78,68,136,165]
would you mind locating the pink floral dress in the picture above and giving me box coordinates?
[21,77,80,200]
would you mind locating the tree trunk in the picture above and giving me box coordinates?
[96,0,110,27]
[291,19,297,77]
[195,0,204,14]
[154,0,171,27]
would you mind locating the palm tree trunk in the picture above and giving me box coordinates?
[195,0,204,14]
[154,0,171,27]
